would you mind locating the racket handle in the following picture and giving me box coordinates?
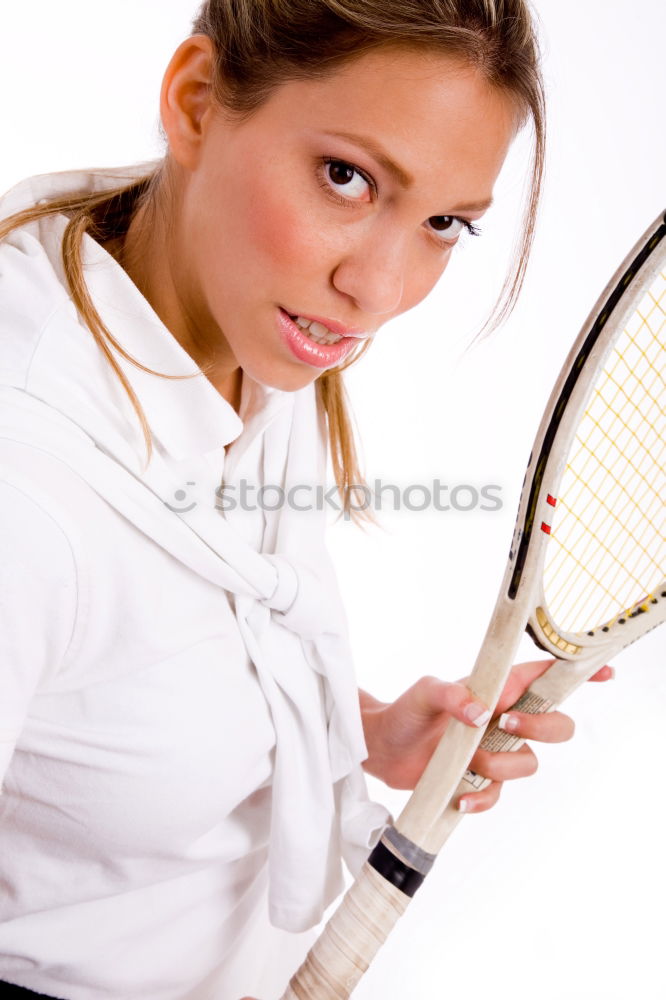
[282,657,603,995]
[280,861,410,1000]
[424,664,597,854]
[281,703,538,1000]
[422,687,553,852]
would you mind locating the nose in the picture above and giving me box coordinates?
[331,228,409,317]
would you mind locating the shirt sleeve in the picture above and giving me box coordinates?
[0,479,78,788]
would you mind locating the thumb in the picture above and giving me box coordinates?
[408,676,492,729]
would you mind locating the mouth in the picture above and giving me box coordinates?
[284,310,370,344]
[276,307,370,370]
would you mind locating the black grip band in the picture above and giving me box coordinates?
[367,839,426,898]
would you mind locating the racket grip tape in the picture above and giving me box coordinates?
[280,859,411,999]
[463,688,554,789]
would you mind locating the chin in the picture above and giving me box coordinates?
[245,361,320,393]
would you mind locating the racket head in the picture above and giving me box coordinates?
[507,210,666,661]
[394,212,666,851]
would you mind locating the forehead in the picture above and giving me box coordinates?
[248,46,520,204]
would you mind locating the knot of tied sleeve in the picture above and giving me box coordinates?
[235,549,387,931]
[261,553,301,613]
[215,380,389,930]
[261,553,336,637]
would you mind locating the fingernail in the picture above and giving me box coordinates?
[607,665,616,679]
[458,798,473,813]
[498,713,519,732]
[464,703,492,727]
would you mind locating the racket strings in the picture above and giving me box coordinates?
[543,266,666,634]
[547,339,665,628]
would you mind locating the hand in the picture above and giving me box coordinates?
[360,659,613,809]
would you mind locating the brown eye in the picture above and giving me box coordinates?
[323,159,371,200]
[328,161,356,186]
[429,216,457,232]
[426,215,466,242]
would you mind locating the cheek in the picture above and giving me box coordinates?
[402,248,453,314]
[240,170,324,278]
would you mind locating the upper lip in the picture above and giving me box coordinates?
[282,307,372,339]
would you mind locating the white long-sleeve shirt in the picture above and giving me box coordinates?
[0,167,386,1000]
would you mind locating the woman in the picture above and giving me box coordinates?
[0,2,612,998]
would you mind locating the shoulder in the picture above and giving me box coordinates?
[0,474,80,693]
[0,473,82,785]
[0,415,109,589]
[0,473,78,598]
[0,216,73,389]
[0,414,96,648]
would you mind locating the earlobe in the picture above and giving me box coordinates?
[159,34,216,169]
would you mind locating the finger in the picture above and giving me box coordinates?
[410,676,492,729]
[458,780,502,814]
[497,660,614,706]
[458,660,558,716]
[493,658,558,712]
[497,708,575,743]
[469,743,538,783]
[588,664,615,682]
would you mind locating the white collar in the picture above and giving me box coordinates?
[0,164,292,465]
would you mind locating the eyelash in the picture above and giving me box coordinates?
[317,157,482,249]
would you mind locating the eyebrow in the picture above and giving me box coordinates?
[324,129,415,187]
[322,129,494,213]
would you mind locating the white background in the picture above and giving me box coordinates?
[1,2,665,998]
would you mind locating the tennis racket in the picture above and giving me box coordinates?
[281,208,666,1000]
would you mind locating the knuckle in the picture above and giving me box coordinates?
[411,674,443,711]
[413,674,437,696]
[478,752,506,782]
[471,748,493,773]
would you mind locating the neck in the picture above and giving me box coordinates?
[101,183,242,412]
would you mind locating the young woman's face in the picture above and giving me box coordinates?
[174,45,519,393]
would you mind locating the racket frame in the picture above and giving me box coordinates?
[281,208,666,999]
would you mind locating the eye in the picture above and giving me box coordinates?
[426,215,480,246]
[322,158,373,201]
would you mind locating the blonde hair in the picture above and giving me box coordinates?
[0,0,545,520]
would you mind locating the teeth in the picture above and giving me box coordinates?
[292,315,343,345]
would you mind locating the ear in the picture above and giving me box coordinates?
[159,34,217,170]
